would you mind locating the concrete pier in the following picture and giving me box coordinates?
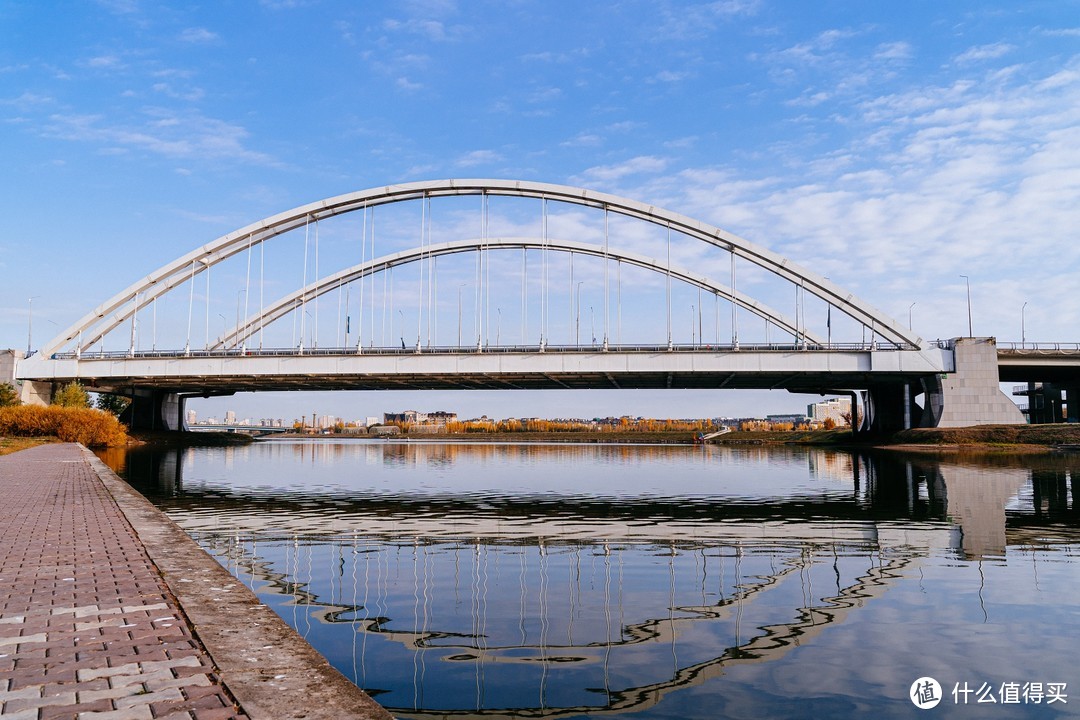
[0,443,390,720]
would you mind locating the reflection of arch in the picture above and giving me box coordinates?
[204,529,914,719]
[216,236,823,350]
[40,179,921,356]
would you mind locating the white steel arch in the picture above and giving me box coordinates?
[40,179,922,356]
[216,236,825,350]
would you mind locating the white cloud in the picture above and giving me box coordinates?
[456,149,503,167]
[178,27,220,44]
[659,0,760,39]
[43,109,275,165]
[1040,27,1080,37]
[874,41,913,61]
[650,70,689,84]
[95,0,138,13]
[561,133,604,148]
[604,56,1080,340]
[84,55,124,70]
[576,156,670,184]
[954,43,1015,64]
[382,18,466,41]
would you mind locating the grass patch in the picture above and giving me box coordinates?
[0,436,59,456]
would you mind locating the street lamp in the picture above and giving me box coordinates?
[576,281,584,345]
[959,275,972,337]
[26,296,40,356]
[908,302,916,331]
[1022,301,1028,345]
[457,283,467,348]
[235,289,246,349]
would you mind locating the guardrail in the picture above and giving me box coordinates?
[44,341,918,361]
[997,342,1080,353]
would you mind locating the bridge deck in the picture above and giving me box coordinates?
[18,345,951,394]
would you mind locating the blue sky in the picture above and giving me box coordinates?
[3,1,1079,422]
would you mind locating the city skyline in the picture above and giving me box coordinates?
[4,2,1079,420]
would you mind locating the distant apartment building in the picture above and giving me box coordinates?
[384,410,458,428]
[766,414,808,425]
[807,397,851,425]
[225,410,237,425]
[186,409,197,426]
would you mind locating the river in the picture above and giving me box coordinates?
[99,439,1080,719]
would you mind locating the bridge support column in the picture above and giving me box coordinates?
[922,337,1026,427]
[2,350,52,405]
[861,383,921,434]
[120,390,187,432]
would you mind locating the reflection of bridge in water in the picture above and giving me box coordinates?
[202,535,916,719]
[103,442,1080,718]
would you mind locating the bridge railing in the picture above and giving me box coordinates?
[997,342,1080,353]
[48,341,916,361]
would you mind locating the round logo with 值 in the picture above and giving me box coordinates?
[910,677,943,709]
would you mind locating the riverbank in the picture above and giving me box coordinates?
[16,422,1080,453]
[0,443,390,720]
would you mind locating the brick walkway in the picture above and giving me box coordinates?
[0,443,247,720]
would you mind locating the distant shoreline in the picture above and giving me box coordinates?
[123,424,1080,450]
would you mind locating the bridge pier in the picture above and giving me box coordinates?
[860,383,922,434]
[119,390,188,432]
[923,338,1026,427]
[1,350,53,405]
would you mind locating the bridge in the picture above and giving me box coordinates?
[9,179,1077,430]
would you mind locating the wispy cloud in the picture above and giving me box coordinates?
[649,70,689,84]
[1039,27,1080,37]
[382,17,467,42]
[82,55,125,70]
[178,27,220,44]
[954,42,1014,64]
[658,0,760,39]
[874,41,913,61]
[95,0,138,14]
[575,156,670,184]
[620,56,1080,338]
[43,109,275,165]
[455,149,503,167]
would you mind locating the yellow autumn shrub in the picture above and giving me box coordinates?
[0,405,128,447]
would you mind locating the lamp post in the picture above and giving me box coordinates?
[234,289,246,349]
[457,283,466,348]
[26,296,40,356]
[959,275,972,336]
[1022,301,1028,345]
[576,281,584,346]
[908,302,916,331]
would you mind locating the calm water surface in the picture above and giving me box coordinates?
[100,440,1080,719]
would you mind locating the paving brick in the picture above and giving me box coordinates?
[5,689,78,712]
[75,706,154,719]
[0,446,250,720]
[114,686,184,709]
